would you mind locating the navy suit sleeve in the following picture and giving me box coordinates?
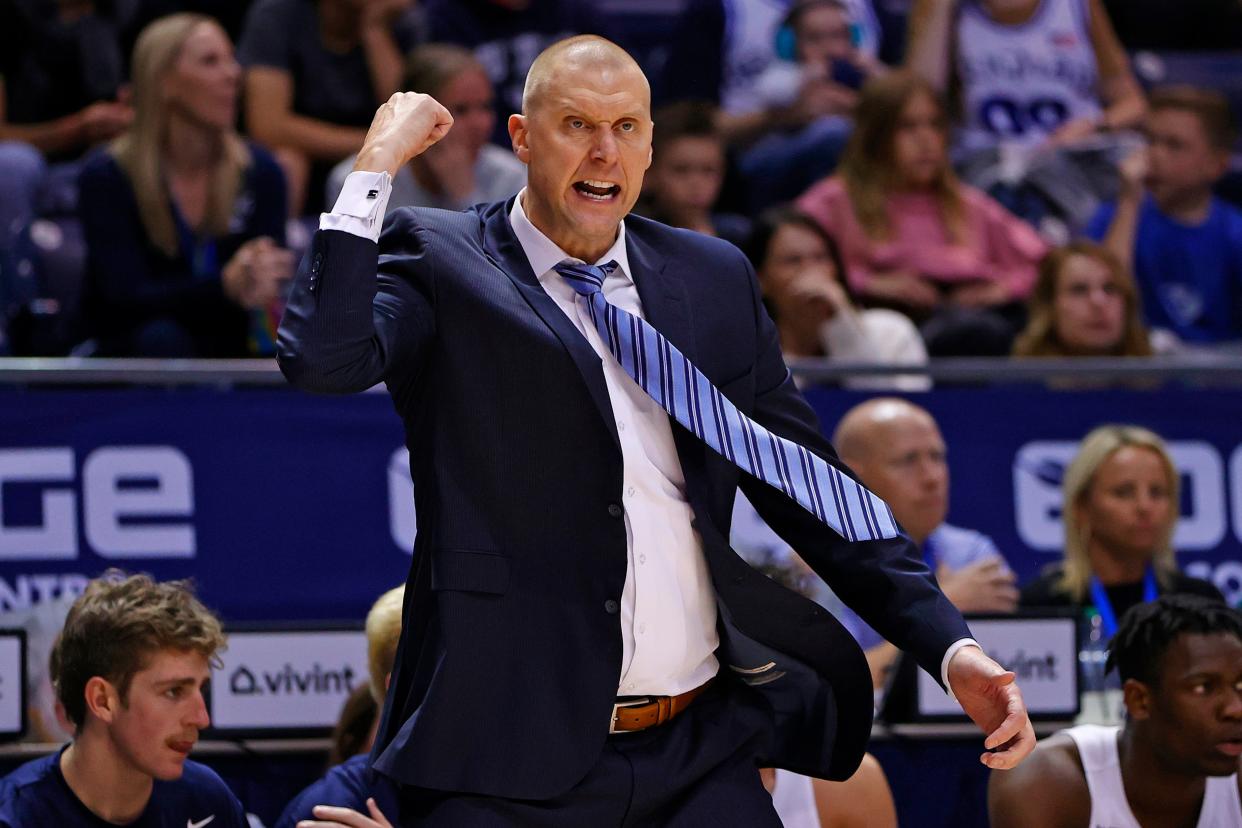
[277,210,436,394]
[732,253,971,684]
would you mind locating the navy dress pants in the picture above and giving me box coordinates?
[395,683,784,827]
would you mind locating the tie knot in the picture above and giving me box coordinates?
[554,260,618,296]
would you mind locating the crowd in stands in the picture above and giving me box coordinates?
[1,0,1240,365]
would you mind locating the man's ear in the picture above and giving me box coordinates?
[83,676,120,725]
[1122,677,1152,721]
[509,114,530,164]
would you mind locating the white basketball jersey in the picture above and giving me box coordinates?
[956,0,1102,149]
[1065,724,1242,828]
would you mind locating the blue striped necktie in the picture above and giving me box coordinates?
[555,260,898,543]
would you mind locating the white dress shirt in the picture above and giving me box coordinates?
[324,173,719,696]
[323,171,976,696]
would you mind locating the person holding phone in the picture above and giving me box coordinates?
[728,0,886,211]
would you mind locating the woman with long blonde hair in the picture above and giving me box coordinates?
[78,13,292,357]
[1013,241,1152,357]
[796,71,1046,355]
[1021,425,1220,627]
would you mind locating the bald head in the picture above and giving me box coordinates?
[522,35,649,116]
[834,398,948,543]
[834,398,937,466]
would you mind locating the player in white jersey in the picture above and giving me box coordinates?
[907,0,1145,150]
[988,594,1242,828]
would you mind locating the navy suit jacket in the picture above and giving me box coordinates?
[277,198,971,800]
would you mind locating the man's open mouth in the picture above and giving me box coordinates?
[574,180,621,201]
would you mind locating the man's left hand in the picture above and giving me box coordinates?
[947,645,1035,770]
[297,797,393,828]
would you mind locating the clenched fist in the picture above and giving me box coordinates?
[353,92,454,177]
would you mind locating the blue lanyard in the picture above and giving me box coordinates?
[1089,567,1158,637]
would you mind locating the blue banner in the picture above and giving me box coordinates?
[2,386,1240,622]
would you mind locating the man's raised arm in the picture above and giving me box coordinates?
[276,94,453,394]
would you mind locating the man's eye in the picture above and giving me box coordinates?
[619,122,635,132]
[570,119,585,129]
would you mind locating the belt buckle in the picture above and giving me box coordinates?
[609,697,650,734]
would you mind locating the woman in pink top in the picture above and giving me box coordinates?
[797,71,1047,354]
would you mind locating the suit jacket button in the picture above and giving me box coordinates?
[311,253,323,275]
[604,599,619,614]
[607,504,623,518]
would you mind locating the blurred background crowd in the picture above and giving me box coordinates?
[2,3,1242,825]
[1,0,1240,368]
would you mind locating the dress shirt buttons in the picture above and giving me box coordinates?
[618,421,627,432]
[604,599,620,614]
[639,554,647,565]
[607,503,624,518]
[626,486,636,499]
[638,623,646,635]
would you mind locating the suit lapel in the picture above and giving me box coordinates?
[626,228,710,479]
[482,200,620,450]
[626,230,695,364]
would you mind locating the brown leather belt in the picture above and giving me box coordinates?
[609,680,713,734]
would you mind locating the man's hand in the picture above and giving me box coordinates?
[354,92,454,177]
[947,645,1035,770]
[937,558,1018,614]
[297,797,393,828]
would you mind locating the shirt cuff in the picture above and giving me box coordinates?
[941,638,981,698]
[319,170,393,243]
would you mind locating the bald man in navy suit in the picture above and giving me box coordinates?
[278,35,1034,826]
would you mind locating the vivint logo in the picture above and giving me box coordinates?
[1012,440,1231,552]
[0,446,195,561]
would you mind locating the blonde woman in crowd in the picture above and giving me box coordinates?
[77,13,292,357]
[1021,425,1221,621]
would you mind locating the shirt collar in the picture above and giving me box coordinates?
[509,188,633,285]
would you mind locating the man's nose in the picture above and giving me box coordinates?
[188,691,211,729]
[1221,686,1242,721]
[592,128,619,164]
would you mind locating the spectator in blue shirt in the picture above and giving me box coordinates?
[0,571,246,828]
[1088,86,1242,347]
[834,398,1018,687]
